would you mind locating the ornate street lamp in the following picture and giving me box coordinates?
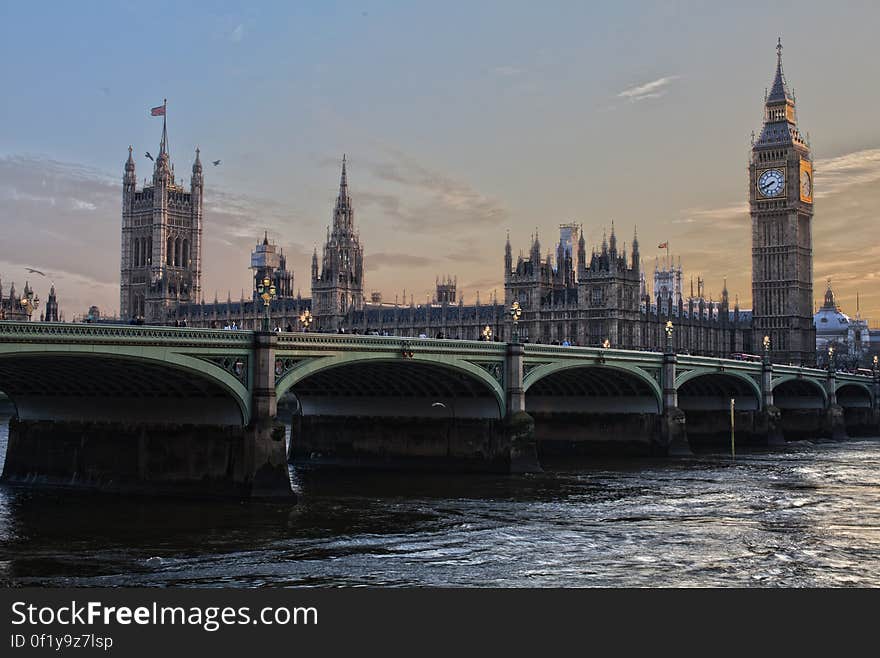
[763,335,771,353]
[510,301,522,343]
[602,338,611,349]
[482,325,492,341]
[299,308,313,333]
[256,276,277,333]
[20,293,40,321]
[664,320,674,352]
[827,345,835,372]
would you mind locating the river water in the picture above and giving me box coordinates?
[0,416,878,587]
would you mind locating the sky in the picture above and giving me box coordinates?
[1,1,879,321]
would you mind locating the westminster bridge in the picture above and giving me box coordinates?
[0,321,878,498]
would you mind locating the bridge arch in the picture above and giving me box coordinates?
[771,375,827,409]
[276,353,505,419]
[675,369,762,411]
[523,361,662,413]
[835,382,873,408]
[521,362,662,455]
[0,346,251,425]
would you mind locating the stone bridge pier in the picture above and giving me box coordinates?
[0,325,292,498]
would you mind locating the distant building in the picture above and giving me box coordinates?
[43,284,59,322]
[0,280,31,321]
[814,281,879,368]
[435,276,457,304]
[251,232,293,300]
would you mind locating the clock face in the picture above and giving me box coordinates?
[800,169,812,198]
[758,169,785,197]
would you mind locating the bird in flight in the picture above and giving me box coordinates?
[212,160,221,166]
[25,268,46,276]
[145,151,154,161]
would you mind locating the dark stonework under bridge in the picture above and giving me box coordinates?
[0,322,877,497]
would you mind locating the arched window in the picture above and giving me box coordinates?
[146,237,152,265]
[182,239,189,267]
[175,237,182,267]
[167,237,174,266]
[133,239,139,267]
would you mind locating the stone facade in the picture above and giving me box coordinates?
[310,155,364,331]
[0,280,32,321]
[750,39,816,365]
[120,111,203,323]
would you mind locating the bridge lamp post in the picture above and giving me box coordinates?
[432,401,455,459]
[482,325,492,341]
[256,276,277,333]
[664,320,674,354]
[20,294,40,321]
[602,339,611,349]
[763,335,771,363]
[510,301,522,343]
[299,309,313,333]
[827,345,835,373]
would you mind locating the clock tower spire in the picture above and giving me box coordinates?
[749,38,815,365]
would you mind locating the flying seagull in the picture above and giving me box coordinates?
[25,268,46,276]
[145,151,154,161]
[212,160,221,166]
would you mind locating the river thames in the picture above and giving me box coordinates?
[0,416,878,587]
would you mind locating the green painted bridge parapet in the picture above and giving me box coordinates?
[0,321,877,495]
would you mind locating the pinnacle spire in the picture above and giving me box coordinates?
[767,38,792,105]
[339,154,348,194]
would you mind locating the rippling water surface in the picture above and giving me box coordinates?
[1,416,878,587]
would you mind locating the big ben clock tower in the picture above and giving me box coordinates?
[750,39,815,366]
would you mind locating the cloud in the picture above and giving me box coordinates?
[618,75,680,102]
[676,202,748,229]
[71,199,96,211]
[367,252,438,270]
[355,151,508,233]
[814,148,880,198]
[490,66,523,77]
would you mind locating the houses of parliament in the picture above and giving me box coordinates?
[116,41,818,365]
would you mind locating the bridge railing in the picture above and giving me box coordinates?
[522,343,666,365]
[275,332,507,356]
[0,321,253,346]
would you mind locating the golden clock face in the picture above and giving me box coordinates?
[800,169,811,199]
[799,159,813,203]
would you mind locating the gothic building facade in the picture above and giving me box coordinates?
[0,280,59,322]
[500,224,751,354]
[0,280,32,321]
[750,39,816,365]
[150,42,831,362]
[120,114,203,323]
[311,156,365,331]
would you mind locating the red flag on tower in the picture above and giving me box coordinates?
[150,104,166,116]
